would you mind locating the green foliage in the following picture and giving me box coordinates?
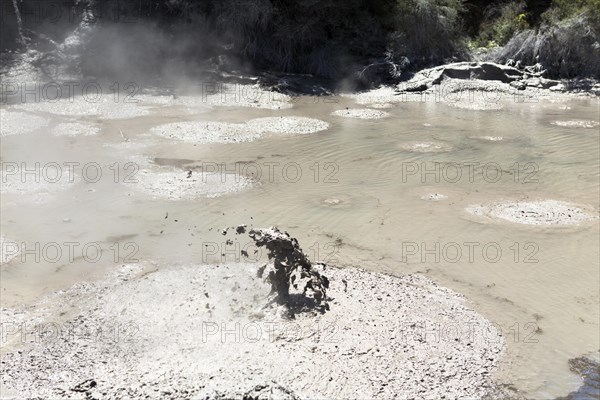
[386,0,468,66]
[4,0,597,80]
[494,13,600,78]
[474,1,530,47]
[542,0,600,22]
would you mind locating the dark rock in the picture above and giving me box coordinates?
[398,62,524,93]
[556,356,600,400]
[510,80,527,90]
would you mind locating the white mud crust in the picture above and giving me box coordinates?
[0,110,49,137]
[398,141,453,153]
[421,193,449,201]
[12,97,152,119]
[331,108,390,119]
[134,85,292,110]
[51,122,100,137]
[150,121,262,144]
[176,85,293,110]
[323,198,343,206]
[445,100,504,111]
[246,117,330,134]
[466,200,598,226]
[150,117,329,144]
[342,87,403,106]
[0,262,505,399]
[369,103,394,109]
[551,120,600,129]
[124,169,252,200]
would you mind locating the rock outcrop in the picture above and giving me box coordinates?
[397,61,567,93]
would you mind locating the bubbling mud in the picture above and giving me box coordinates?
[398,141,453,153]
[421,193,449,201]
[470,135,504,142]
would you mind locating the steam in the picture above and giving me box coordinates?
[11,0,25,46]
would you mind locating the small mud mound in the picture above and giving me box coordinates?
[447,100,504,111]
[323,198,343,206]
[177,85,293,110]
[0,259,505,399]
[398,141,453,153]
[342,87,402,105]
[421,193,449,201]
[13,97,151,119]
[551,120,600,129]
[467,200,598,226]
[247,116,329,135]
[0,110,48,137]
[310,194,362,209]
[125,169,252,200]
[51,122,100,137]
[150,121,262,144]
[331,109,390,119]
[470,135,504,142]
[151,117,328,144]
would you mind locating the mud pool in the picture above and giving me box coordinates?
[0,86,599,398]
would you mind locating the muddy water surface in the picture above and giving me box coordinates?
[1,91,599,398]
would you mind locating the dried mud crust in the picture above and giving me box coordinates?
[1,260,506,398]
[0,110,48,137]
[330,108,390,119]
[150,117,329,144]
[466,200,598,226]
[124,169,253,200]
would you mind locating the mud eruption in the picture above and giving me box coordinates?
[248,227,330,313]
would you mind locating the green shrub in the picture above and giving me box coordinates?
[542,0,600,22]
[474,1,529,47]
[386,0,468,67]
[492,12,600,78]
